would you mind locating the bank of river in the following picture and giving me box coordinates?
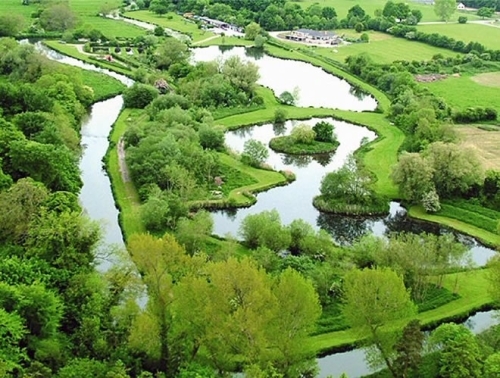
[192,46,378,111]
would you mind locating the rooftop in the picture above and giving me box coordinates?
[296,29,336,38]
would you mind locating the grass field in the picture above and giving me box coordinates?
[123,11,213,42]
[81,71,126,101]
[422,74,500,113]
[3,0,146,38]
[296,0,482,22]
[280,30,459,65]
[310,268,494,353]
[418,23,500,50]
[457,126,500,171]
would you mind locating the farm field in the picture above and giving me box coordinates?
[418,22,500,50]
[296,0,482,22]
[2,0,146,38]
[422,73,500,113]
[280,30,460,64]
[457,126,500,171]
[124,10,214,42]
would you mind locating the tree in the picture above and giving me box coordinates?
[254,34,267,48]
[393,320,424,378]
[279,91,295,105]
[39,3,78,31]
[322,6,337,19]
[434,0,456,21]
[221,55,260,93]
[0,309,25,374]
[391,152,434,204]
[245,22,261,40]
[149,0,170,16]
[484,352,500,378]
[198,125,225,150]
[0,14,24,37]
[429,323,483,378]
[123,84,159,108]
[242,139,269,167]
[342,267,416,377]
[477,7,495,18]
[239,210,291,252]
[175,211,214,255]
[155,39,190,70]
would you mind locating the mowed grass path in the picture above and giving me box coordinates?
[283,30,459,65]
[418,23,500,50]
[422,74,500,113]
[297,0,481,22]
[310,268,494,353]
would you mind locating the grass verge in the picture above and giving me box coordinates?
[106,109,145,240]
[409,205,500,247]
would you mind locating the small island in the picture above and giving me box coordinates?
[269,121,339,155]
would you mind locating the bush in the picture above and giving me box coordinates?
[422,190,441,213]
[239,210,291,252]
[274,108,287,123]
[360,32,369,42]
[458,16,468,24]
[453,106,497,123]
[123,83,159,108]
[313,121,335,142]
[154,25,164,37]
[291,124,316,144]
[198,125,225,150]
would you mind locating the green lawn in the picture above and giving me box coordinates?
[409,205,500,247]
[107,109,145,240]
[422,74,500,113]
[310,268,494,354]
[418,23,500,50]
[297,0,482,22]
[299,31,460,65]
[81,71,126,102]
[124,11,214,42]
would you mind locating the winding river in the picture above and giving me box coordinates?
[37,42,498,377]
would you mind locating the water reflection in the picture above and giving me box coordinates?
[317,212,372,246]
[244,46,265,60]
[218,44,235,53]
[272,122,287,136]
[281,154,313,168]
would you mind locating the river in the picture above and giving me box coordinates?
[36,42,498,377]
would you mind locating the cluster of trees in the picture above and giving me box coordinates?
[461,0,500,11]
[314,154,389,215]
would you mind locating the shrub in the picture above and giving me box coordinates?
[458,16,468,24]
[198,125,225,150]
[274,108,288,124]
[154,25,165,37]
[123,83,159,109]
[291,124,316,144]
[422,190,441,213]
[313,121,335,142]
[360,32,369,42]
[279,91,295,105]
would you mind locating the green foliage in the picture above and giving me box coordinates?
[0,14,25,37]
[39,3,77,32]
[245,22,261,40]
[278,91,295,106]
[241,139,269,167]
[274,108,287,124]
[198,125,225,150]
[433,0,456,21]
[458,15,468,23]
[175,211,214,255]
[269,136,338,155]
[312,121,335,143]
[239,209,291,252]
[123,83,159,108]
[290,124,316,145]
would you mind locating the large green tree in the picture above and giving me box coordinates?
[343,267,416,377]
[434,0,456,21]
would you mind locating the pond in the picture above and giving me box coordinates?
[191,46,378,111]
[215,120,497,267]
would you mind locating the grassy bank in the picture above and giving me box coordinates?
[418,23,500,50]
[409,205,500,247]
[81,71,126,101]
[106,109,145,240]
[310,268,494,354]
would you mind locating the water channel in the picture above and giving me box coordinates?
[36,42,499,377]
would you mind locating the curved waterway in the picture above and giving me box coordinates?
[35,43,133,270]
[192,46,378,111]
[36,43,498,377]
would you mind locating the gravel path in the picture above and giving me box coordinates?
[118,137,131,183]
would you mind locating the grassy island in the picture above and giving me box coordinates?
[269,135,339,155]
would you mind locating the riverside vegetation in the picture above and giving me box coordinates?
[2,0,500,377]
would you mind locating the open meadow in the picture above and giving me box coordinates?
[456,125,500,171]
[2,0,147,38]
[279,29,460,64]
[294,0,482,22]
[418,22,500,50]
[422,73,500,113]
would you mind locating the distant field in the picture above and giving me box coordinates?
[422,74,500,113]
[456,126,500,171]
[418,23,500,50]
[124,11,213,42]
[2,0,146,38]
[277,30,459,64]
[294,0,482,22]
